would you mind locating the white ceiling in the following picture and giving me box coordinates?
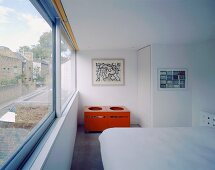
[62,0,215,50]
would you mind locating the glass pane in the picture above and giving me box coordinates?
[61,31,76,107]
[0,0,52,167]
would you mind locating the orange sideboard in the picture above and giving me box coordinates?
[84,106,130,132]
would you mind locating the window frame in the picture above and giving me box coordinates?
[0,0,58,169]
[1,0,78,168]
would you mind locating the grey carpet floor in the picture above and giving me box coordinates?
[71,125,104,170]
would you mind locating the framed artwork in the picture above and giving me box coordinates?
[92,59,125,86]
[158,68,187,90]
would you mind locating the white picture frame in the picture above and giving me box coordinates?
[158,68,188,90]
[92,59,125,86]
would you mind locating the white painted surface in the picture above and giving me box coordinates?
[137,46,152,127]
[62,0,215,50]
[77,43,214,127]
[0,112,16,123]
[191,40,215,126]
[136,41,215,127]
[42,93,78,170]
[151,44,192,127]
[77,50,139,124]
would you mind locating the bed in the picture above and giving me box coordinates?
[99,127,215,170]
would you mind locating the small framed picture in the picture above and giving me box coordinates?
[158,68,188,90]
[92,59,125,86]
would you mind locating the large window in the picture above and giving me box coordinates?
[0,0,53,167]
[61,30,76,109]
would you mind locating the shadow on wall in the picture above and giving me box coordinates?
[78,92,86,125]
[129,114,140,126]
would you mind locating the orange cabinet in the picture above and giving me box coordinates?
[84,106,130,132]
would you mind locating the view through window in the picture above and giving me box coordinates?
[0,0,52,167]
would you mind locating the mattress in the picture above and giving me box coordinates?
[99,127,215,170]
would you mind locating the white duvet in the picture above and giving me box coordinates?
[99,127,215,170]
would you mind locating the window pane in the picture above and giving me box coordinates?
[0,0,52,167]
[61,31,76,107]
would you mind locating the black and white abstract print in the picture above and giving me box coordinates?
[92,59,124,85]
[95,62,121,82]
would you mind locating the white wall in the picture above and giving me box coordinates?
[77,50,139,124]
[191,40,215,126]
[42,93,79,170]
[136,41,215,128]
[77,41,215,127]
[151,44,192,127]
[137,46,152,127]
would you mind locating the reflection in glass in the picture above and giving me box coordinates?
[60,31,76,108]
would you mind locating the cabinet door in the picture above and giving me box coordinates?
[108,112,130,128]
[84,113,108,131]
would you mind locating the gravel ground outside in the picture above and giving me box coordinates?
[0,103,50,167]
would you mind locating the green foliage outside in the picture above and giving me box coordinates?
[19,31,52,60]
[0,78,19,86]
[17,31,70,85]
[19,31,69,61]
[0,75,23,86]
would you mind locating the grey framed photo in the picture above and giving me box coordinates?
[92,59,125,86]
[158,68,187,90]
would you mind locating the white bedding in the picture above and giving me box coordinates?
[99,127,215,170]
